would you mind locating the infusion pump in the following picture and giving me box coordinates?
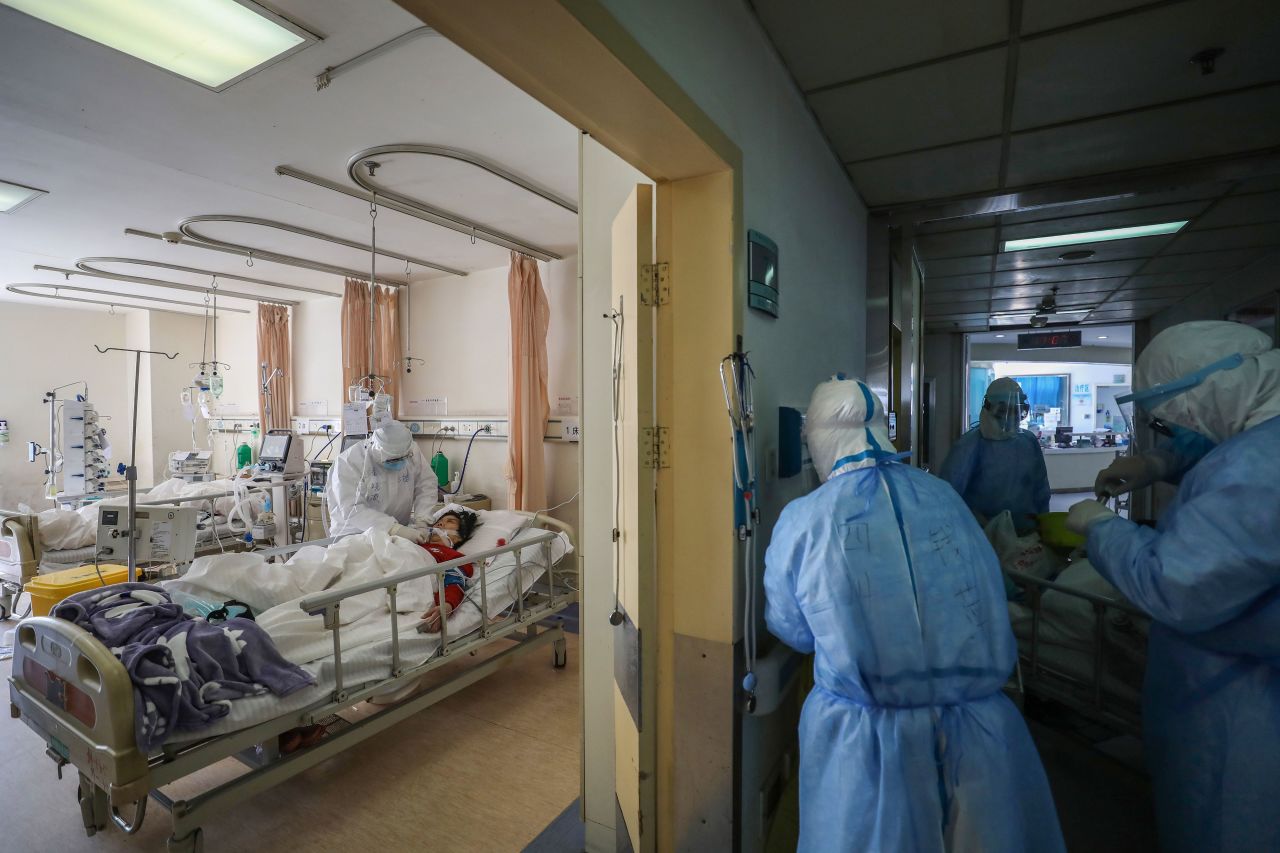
[96,505,198,567]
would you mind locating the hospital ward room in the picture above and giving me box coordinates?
[5,1,1280,852]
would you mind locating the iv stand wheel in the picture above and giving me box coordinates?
[552,637,567,669]
[167,828,204,853]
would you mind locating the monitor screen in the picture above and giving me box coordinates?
[260,433,290,461]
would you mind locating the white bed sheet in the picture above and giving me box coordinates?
[161,516,571,745]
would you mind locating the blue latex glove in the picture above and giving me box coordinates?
[1066,498,1116,534]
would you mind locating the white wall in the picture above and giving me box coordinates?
[593,2,869,849]
[0,302,129,508]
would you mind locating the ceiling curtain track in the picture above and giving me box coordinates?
[33,265,299,306]
[276,143,575,263]
[6,283,253,317]
[175,215,467,281]
[76,257,339,298]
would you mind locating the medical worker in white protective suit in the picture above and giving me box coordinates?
[326,420,436,541]
[765,376,1064,853]
[1066,321,1280,853]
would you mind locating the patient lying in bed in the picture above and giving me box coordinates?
[418,508,479,633]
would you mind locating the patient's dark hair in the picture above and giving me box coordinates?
[439,508,479,543]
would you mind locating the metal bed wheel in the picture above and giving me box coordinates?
[167,828,204,853]
[553,637,567,669]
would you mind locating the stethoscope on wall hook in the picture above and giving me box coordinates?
[721,339,760,712]
[606,296,625,628]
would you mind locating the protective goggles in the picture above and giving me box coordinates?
[1117,353,1245,411]
[983,397,1030,420]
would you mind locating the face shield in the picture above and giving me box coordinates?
[980,378,1029,439]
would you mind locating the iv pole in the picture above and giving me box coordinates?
[95,345,178,582]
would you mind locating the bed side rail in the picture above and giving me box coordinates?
[8,616,149,802]
[297,528,567,701]
[0,510,43,586]
[1005,567,1145,730]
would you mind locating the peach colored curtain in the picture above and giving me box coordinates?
[506,253,550,510]
[256,303,293,431]
[340,278,402,407]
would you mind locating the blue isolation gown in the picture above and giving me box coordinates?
[1087,413,1280,853]
[938,429,1050,534]
[765,461,1064,853]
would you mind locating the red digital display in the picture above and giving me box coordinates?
[1017,330,1083,350]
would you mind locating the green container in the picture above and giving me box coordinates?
[1037,512,1086,551]
[431,451,450,487]
[236,440,253,470]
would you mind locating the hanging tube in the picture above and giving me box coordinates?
[78,257,339,298]
[178,215,467,279]
[33,266,298,307]
[124,228,408,289]
[277,165,560,263]
[7,283,251,314]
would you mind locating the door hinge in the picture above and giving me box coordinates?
[641,425,669,469]
[640,262,670,306]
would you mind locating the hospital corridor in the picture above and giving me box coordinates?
[1,1,1278,851]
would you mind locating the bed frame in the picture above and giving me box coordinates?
[0,509,42,620]
[1005,567,1147,737]
[8,513,577,852]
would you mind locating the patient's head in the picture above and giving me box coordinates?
[429,508,478,547]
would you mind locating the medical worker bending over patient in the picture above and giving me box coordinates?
[939,377,1049,534]
[326,420,436,541]
[1067,321,1280,853]
[765,376,1064,853]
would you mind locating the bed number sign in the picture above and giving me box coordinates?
[560,417,580,443]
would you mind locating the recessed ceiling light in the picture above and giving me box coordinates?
[1097,335,1109,340]
[0,179,47,213]
[1002,220,1189,252]
[995,334,1005,338]
[0,0,317,92]
[1058,249,1096,261]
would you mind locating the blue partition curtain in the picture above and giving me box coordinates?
[1012,375,1066,423]
[967,367,995,428]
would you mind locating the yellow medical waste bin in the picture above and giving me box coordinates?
[25,564,129,616]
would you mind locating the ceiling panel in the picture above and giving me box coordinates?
[1142,247,1269,272]
[1014,0,1280,129]
[813,49,1007,161]
[926,288,990,304]
[916,227,998,259]
[998,185,1226,225]
[993,259,1145,285]
[991,293,1110,311]
[1000,201,1210,240]
[751,0,1008,90]
[917,213,1001,234]
[995,233,1176,269]
[990,278,1129,299]
[1167,222,1280,253]
[1004,87,1280,187]
[1233,174,1280,194]
[1113,283,1206,301]
[1088,297,1181,313]
[925,310,992,322]
[1126,269,1231,287]
[1020,0,1155,34]
[924,272,994,291]
[925,255,996,277]
[849,138,1003,206]
[1192,190,1280,228]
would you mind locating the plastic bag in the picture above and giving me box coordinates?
[984,510,1064,581]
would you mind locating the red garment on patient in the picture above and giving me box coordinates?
[422,542,475,609]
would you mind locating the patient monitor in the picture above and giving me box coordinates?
[258,429,305,475]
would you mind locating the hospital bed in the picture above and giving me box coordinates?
[0,509,42,620]
[8,510,576,852]
[1004,563,1148,737]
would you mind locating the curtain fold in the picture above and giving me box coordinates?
[506,253,550,510]
[340,278,402,408]
[256,303,293,431]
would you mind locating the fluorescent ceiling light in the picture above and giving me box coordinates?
[1098,335,1109,340]
[995,334,1005,338]
[0,179,46,213]
[1,0,316,91]
[1002,221,1189,253]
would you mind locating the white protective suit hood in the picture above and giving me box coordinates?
[1136,321,1280,443]
[805,376,895,482]
[979,377,1027,441]
[371,420,413,462]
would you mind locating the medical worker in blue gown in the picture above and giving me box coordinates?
[939,377,1050,534]
[765,376,1064,853]
[1067,321,1280,853]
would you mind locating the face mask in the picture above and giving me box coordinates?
[1151,418,1217,466]
[382,457,409,472]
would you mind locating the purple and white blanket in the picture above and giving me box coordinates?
[52,583,314,751]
